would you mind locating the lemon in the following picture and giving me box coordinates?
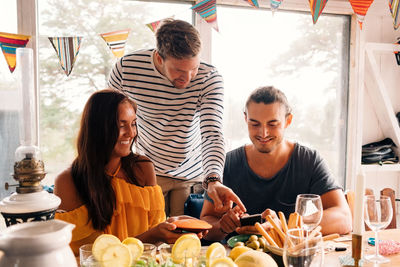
[171,234,201,264]
[210,257,238,267]
[100,243,132,267]
[206,242,226,266]
[122,237,144,262]
[234,250,278,267]
[228,246,251,261]
[92,234,121,261]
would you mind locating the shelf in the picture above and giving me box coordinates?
[362,164,400,173]
[364,42,400,157]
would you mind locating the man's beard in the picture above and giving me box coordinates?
[254,136,282,154]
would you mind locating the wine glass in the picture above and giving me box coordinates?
[295,194,323,235]
[283,228,324,267]
[364,195,393,264]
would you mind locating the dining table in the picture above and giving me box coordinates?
[320,229,400,266]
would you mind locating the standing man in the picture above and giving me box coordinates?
[201,86,352,241]
[108,19,244,216]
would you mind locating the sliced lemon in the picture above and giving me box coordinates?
[206,242,226,266]
[210,257,238,267]
[171,234,201,264]
[228,246,251,261]
[122,237,144,262]
[100,243,132,267]
[92,234,121,261]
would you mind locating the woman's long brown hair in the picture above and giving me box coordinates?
[71,89,140,230]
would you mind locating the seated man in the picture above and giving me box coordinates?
[200,86,352,241]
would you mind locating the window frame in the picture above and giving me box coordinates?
[17,0,358,190]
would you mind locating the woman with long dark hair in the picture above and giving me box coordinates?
[54,89,202,255]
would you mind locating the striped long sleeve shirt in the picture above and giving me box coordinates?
[108,49,225,180]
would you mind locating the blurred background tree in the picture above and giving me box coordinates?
[38,0,191,184]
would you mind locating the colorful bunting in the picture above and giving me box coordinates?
[309,0,328,24]
[100,29,130,58]
[0,32,31,73]
[349,0,375,29]
[395,38,400,65]
[270,0,284,13]
[244,0,259,8]
[48,37,82,76]
[146,19,163,33]
[191,0,219,32]
[389,0,399,29]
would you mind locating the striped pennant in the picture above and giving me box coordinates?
[309,0,328,24]
[395,38,400,65]
[146,17,174,33]
[389,0,399,30]
[191,0,219,32]
[244,0,259,8]
[100,29,130,58]
[146,19,163,33]
[270,0,283,12]
[0,32,30,73]
[48,37,83,76]
[348,0,375,29]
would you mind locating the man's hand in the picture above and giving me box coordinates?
[207,181,246,213]
[219,206,242,234]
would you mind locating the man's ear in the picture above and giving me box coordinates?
[285,113,293,128]
[244,110,248,122]
[154,51,163,66]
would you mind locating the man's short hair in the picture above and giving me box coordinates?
[245,86,292,116]
[156,19,201,59]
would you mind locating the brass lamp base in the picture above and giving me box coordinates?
[341,234,363,267]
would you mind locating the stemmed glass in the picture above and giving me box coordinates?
[364,195,393,264]
[295,194,323,236]
[283,228,324,267]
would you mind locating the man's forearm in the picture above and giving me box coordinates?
[320,207,352,235]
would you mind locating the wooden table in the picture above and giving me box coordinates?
[324,229,400,266]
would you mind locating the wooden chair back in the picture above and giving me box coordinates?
[345,188,397,230]
[381,188,397,229]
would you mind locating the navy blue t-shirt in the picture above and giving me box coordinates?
[206,143,341,217]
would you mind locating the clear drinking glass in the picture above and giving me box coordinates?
[159,243,205,267]
[364,195,393,264]
[79,244,100,267]
[295,194,323,234]
[283,228,324,267]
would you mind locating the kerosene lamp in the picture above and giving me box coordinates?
[0,48,60,226]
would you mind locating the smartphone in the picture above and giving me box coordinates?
[240,214,264,226]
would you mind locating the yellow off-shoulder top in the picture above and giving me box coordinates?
[55,177,166,256]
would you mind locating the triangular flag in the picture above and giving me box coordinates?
[191,0,219,32]
[309,0,329,24]
[349,0,375,29]
[389,0,399,30]
[146,19,163,33]
[48,37,82,76]
[100,29,130,58]
[0,32,30,73]
[270,0,284,13]
[244,0,259,8]
[145,16,174,33]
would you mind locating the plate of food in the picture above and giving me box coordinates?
[171,218,212,233]
[227,234,283,256]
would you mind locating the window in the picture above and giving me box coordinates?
[2,1,351,190]
[213,5,350,186]
[38,0,192,185]
[0,0,18,199]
